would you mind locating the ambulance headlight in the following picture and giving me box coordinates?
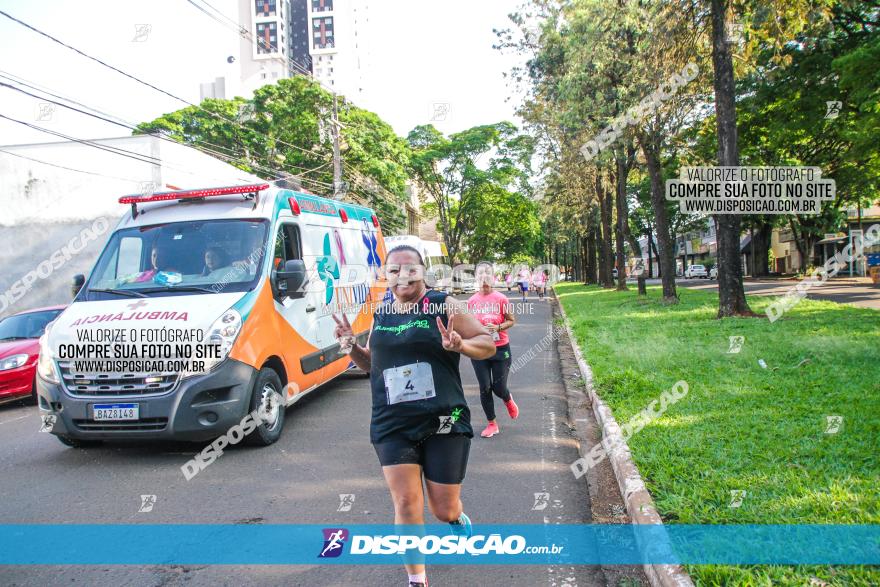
[185,310,242,377]
[37,334,60,384]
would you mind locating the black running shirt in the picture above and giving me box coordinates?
[368,289,472,444]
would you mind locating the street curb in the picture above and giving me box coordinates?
[554,290,694,587]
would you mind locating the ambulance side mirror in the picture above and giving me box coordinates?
[276,259,307,299]
[72,274,85,299]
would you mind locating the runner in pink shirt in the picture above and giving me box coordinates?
[532,269,547,300]
[467,262,519,438]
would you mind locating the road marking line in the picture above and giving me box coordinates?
[0,415,30,425]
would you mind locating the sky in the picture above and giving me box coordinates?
[0,0,527,147]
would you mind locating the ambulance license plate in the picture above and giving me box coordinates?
[92,403,139,421]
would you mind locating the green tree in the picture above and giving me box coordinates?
[462,183,541,262]
[135,76,411,232]
[405,122,533,264]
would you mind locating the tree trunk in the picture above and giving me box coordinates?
[586,228,598,284]
[640,137,677,301]
[710,0,753,317]
[597,174,615,288]
[645,218,655,278]
[565,240,570,281]
[651,237,661,278]
[753,221,772,276]
[748,226,755,277]
[615,157,629,291]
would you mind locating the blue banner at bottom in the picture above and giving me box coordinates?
[0,524,878,565]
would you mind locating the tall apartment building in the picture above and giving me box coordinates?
[289,0,312,74]
[237,0,294,98]
[200,0,370,105]
[308,0,370,102]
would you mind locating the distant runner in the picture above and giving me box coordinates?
[532,268,547,301]
[468,262,519,438]
[517,267,531,302]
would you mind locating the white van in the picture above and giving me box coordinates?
[36,183,386,447]
[383,235,451,292]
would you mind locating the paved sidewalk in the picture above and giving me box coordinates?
[635,277,879,310]
[677,278,880,310]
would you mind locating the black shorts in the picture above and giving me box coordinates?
[373,433,471,484]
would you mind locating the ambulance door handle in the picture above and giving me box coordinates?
[306,304,316,313]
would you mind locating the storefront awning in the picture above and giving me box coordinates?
[816,236,847,245]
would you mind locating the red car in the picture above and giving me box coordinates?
[0,305,66,405]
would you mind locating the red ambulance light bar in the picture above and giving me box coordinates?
[371,214,379,227]
[339,208,349,223]
[119,183,270,204]
[288,197,301,215]
[119,183,270,219]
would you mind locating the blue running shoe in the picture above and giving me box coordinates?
[449,512,472,537]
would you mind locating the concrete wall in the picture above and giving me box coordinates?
[0,136,263,317]
[0,218,117,316]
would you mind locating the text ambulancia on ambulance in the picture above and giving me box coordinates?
[36,183,386,448]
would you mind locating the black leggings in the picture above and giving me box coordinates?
[470,344,512,421]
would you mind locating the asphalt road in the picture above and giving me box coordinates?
[0,291,611,587]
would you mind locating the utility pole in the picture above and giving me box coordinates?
[332,93,343,199]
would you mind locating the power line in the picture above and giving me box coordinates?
[0,74,330,180]
[0,9,399,207]
[186,0,316,81]
[0,70,132,129]
[0,148,141,182]
[182,0,367,201]
[345,165,405,204]
[0,8,333,165]
[0,112,256,184]
[0,113,164,166]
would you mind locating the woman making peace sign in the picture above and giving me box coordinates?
[333,245,495,587]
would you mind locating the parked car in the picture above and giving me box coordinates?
[685,264,708,279]
[452,272,478,294]
[709,266,718,279]
[0,306,66,405]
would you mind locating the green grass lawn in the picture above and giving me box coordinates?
[555,283,880,586]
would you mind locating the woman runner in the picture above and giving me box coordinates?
[516,267,531,302]
[468,262,519,438]
[334,245,495,587]
[532,268,547,301]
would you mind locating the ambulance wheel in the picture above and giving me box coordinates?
[56,435,103,448]
[244,368,286,446]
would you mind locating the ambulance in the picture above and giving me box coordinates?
[35,183,386,447]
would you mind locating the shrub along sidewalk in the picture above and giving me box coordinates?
[556,283,880,586]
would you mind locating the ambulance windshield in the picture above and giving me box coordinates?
[85,219,269,298]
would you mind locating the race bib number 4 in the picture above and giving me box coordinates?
[383,362,436,405]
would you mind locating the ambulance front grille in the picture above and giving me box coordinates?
[58,361,180,397]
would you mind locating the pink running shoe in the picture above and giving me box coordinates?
[505,397,520,420]
[480,421,500,438]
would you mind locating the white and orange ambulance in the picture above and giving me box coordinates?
[36,183,386,447]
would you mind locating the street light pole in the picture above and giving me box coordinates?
[332,93,343,199]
